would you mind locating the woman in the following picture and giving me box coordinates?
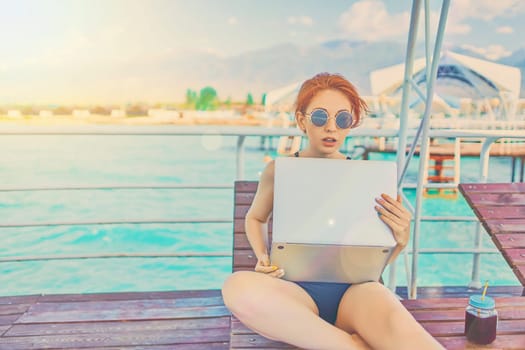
[222,73,444,350]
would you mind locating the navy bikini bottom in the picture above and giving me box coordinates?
[295,281,352,324]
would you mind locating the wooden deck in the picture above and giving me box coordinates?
[0,290,230,349]
[1,287,524,350]
[459,183,525,286]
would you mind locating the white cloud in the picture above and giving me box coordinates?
[287,16,313,26]
[450,0,525,21]
[338,0,410,41]
[445,18,471,35]
[460,44,512,60]
[338,0,523,41]
[496,26,514,34]
[227,16,238,25]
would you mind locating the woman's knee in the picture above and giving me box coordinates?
[222,271,266,314]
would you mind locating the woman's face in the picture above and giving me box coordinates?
[296,89,353,158]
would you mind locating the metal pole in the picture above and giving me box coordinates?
[410,0,451,299]
[469,137,496,288]
[390,0,422,292]
[236,135,246,180]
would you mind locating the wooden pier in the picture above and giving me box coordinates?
[1,286,524,349]
[363,140,525,182]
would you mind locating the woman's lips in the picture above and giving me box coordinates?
[322,137,337,146]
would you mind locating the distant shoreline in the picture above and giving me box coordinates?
[0,114,271,127]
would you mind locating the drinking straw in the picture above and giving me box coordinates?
[481,280,489,301]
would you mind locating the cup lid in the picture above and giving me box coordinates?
[469,295,495,309]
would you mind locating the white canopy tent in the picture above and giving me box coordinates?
[264,81,303,112]
[370,51,521,112]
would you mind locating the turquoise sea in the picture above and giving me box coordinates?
[0,133,520,296]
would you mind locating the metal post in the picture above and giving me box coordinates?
[469,137,496,288]
[410,0,451,299]
[390,0,422,292]
[236,135,246,180]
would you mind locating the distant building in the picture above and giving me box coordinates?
[39,110,54,118]
[147,109,180,119]
[72,110,90,118]
[111,109,126,118]
[7,110,22,118]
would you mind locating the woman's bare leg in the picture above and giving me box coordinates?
[222,271,367,350]
[335,282,445,350]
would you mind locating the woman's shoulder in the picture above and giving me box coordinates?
[261,159,276,183]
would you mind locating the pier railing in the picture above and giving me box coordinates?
[1,125,524,298]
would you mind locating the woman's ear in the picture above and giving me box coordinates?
[295,111,306,133]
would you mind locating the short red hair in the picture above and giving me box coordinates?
[295,73,368,127]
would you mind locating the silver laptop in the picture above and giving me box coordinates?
[270,157,398,283]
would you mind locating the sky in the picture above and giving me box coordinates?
[1,0,524,105]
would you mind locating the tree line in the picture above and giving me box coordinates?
[186,87,266,110]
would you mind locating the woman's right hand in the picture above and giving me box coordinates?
[254,254,285,278]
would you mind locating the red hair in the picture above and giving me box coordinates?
[295,73,368,127]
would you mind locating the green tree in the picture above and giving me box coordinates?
[246,93,254,106]
[196,86,218,110]
[224,96,232,108]
[261,93,267,106]
[186,89,197,107]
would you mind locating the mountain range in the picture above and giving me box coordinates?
[169,40,525,102]
[4,40,524,105]
[194,40,525,101]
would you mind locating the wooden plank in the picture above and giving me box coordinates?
[0,327,8,337]
[235,192,256,205]
[234,233,273,250]
[0,304,30,316]
[6,316,231,337]
[235,182,258,193]
[438,334,525,350]
[421,319,525,337]
[410,307,525,322]
[514,265,525,286]
[84,344,229,350]
[395,286,524,299]
[234,205,251,219]
[17,304,229,324]
[402,297,525,309]
[459,183,525,194]
[475,206,525,220]
[0,295,39,305]
[19,296,224,314]
[0,328,230,350]
[233,250,257,269]
[464,193,525,206]
[38,289,222,303]
[0,315,20,327]
[504,249,525,266]
[486,221,525,234]
[495,234,525,248]
[230,333,296,348]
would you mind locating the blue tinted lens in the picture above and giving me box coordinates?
[310,109,328,127]
[336,111,353,129]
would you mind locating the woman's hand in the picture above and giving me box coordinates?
[375,194,411,247]
[254,254,285,278]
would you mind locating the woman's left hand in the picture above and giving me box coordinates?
[375,194,412,247]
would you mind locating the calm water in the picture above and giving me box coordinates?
[0,133,520,296]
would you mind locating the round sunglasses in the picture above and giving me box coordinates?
[304,108,354,129]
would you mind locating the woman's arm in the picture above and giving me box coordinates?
[245,161,275,261]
